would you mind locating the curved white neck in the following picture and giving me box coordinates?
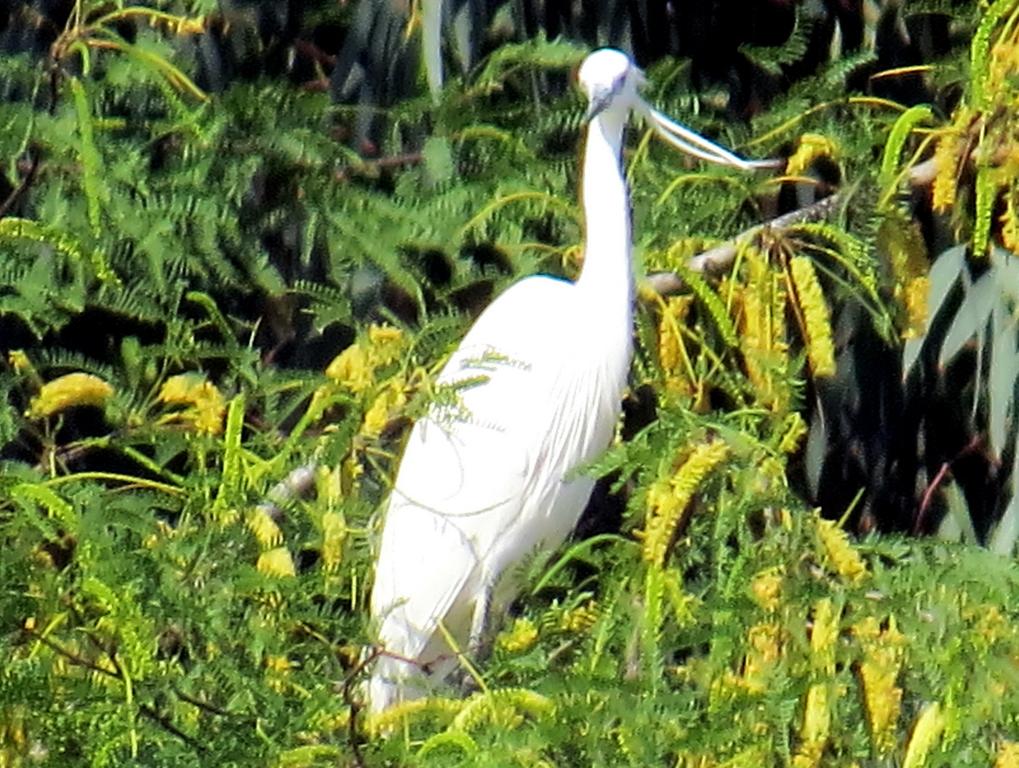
[576,109,633,318]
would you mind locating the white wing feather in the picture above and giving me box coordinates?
[368,275,628,711]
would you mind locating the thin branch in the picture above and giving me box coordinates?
[660,155,942,286]
[343,647,381,768]
[138,704,209,754]
[687,191,847,276]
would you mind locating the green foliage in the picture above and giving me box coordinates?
[1,0,1018,765]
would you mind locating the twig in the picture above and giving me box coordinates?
[25,628,209,753]
[676,154,942,282]
[294,39,337,68]
[687,191,846,276]
[913,435,983,534]
[138,704,208,753]
[343,647,382,768]
[25,627,120,680]
[172,686,248,719]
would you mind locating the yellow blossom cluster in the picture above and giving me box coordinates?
[902,702,945,768]
[361,377,407,439]
[559,601,599,633]
[854,615,907,755]
[27,372,113,419]
[247,507,283,548]
[749,567,784,613]
[738,246,790,411]
[497,617,539,654]
[158,373,226,435]
[256,547,296,578]
[997,741,1019,768]
[657,295,695,399]
[325,324,405,393]
[643,440,729,566]
[320,511,346,572]
[741,621,783,694]
[815,515,868,583]
[264,654,292,693]
[793,598,840,767]
[789,257,836,378]
[785,133,840,178]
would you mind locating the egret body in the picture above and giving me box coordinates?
[367,48,767,714]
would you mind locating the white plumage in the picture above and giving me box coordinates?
[367,48,769,714]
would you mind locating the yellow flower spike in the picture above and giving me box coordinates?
[559,601,599,633]
[325,344,372,392]
[264,654,292,693]
[256,547,296,578]
[854,615,906,755]
[789,256,836,378]
[1002,189,1019,254]
[367,324,405,365]
[793,683,830,768]
[157,373,226,435]
[497,617,539,653]
[27,372,113,418]
[247,507,283,548]
[779,412,808,454]
[643,440,729,566]
[361,377,407,439]
[265,654,291,673]
[996,741,1019,768]
[749,567,783,612]
[326,324,405,394]
[931,127,964,213]
[365,696,463,736]
[815,516,868,583]
[902,275,930,340]
[451,688,554,732]
[810,598,839,674]
[8,350,32,374]
[902,702,945,768]
[786,133,840,177]
[738,246,790,410]
[320,511,346,572]
[657,295,695,398]
[742,622,783,693]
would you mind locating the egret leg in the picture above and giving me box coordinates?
[468,581,493,660]
[454,580,494,695]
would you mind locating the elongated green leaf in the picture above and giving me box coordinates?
[211,393,245,521]
[11,483,77,530]
[879,104,934,194]
[69,76,106,236]
[676,264,739,348]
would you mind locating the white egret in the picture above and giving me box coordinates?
[367,48,772,714]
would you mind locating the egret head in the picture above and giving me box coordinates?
[578,48,781,170]
[578,48,644,121]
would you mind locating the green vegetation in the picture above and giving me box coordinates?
[2,1,1019,765]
